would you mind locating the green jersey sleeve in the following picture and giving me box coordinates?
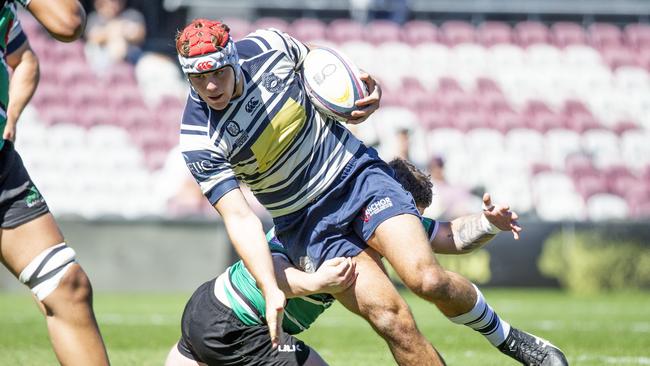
[421,217,439,242]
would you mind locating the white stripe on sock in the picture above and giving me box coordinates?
[448,284,511,347]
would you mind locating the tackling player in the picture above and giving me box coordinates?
[0,1,109,365]
[176,19,567,365]
[164,158,538,366]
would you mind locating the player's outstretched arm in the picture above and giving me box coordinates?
[25,0,86,42]
[213,189,285,347]
[5,41,38,142]
[273,256,357,297]
[431,193,522,254]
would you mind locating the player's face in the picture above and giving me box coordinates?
[188,66,236,110]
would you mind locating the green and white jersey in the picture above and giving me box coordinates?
[0,0,28,151]
[219,229,335,335]
[218,218,439,335]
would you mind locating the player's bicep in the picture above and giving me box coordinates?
[212,188,254,219]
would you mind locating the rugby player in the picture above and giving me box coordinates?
[0,1,110,365]
[164,158,530,366]
[176,19,567,366]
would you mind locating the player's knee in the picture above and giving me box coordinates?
[408,267,452,301]
[55,264,93,305]
[367,301,418,342]
[18,243,89,304]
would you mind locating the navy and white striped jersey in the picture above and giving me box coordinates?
[180,29,363,217]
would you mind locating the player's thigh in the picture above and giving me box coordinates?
[165,343,208,366]
[367,213,445,288]
[334,248,409,321]
[0,212,64,277]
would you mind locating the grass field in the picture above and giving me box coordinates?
[1,289,649,365]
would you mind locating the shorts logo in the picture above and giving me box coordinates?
[363,197,393,222]
[245,97,260,114]
[225,120,241,136]
[25,186,44,208]
[262,72,284,93]
[278,344,303,352]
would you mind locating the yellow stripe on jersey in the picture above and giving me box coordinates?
[252,98,306,172]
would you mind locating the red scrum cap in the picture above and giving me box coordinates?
[176,19,241,80]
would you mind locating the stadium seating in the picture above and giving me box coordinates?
[17,12,650,220]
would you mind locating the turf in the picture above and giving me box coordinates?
[1,289,649,365]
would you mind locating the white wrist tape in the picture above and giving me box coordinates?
[480,213,502,235]
[19,243,77,301]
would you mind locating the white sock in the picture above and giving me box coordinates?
[448,284,511,347]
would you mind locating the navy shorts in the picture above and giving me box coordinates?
[0,140,49,229]
[273,147,420,272]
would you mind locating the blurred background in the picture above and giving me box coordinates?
[2,0,650,294]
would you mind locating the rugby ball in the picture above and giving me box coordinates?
[302,47,368,122]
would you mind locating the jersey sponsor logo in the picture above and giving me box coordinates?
[195,60,215,72]
[262,72,285,93]
[225,120,241,136]
[185,152,219,176]
[245,97,260,114]
[363,197,393,222]
[277,344,303,353]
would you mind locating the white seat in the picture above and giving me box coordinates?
[586,193,629,221]
[544,129,582,169]
[535,191,586,221]
[426,128,466,157]
[485,173,533,214]
[562,45,605,68]
[505,128,545,163]
[620,130,650,169]
[526,44,562,68]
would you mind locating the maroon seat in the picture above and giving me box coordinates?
[551,22,587,47]
[401,20,438,45]
[565,154,596,178]
[364,20,401,44]
[491,110,525,133]
[221,18,251,40]
[601,45,638,69]
[529,110,565,132]
[625,23,650,49]
[441,21,475,45]
[478,21,512,46]
[252,17,289,32]
[515,21,549,47]
[612,120,640,135]
[326,19,364,44]
[575,174,609,199]
[562,99,592,118]
[291,18,326,42]
[589,23,623,48]
[565,114,602,133]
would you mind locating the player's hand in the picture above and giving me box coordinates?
[482,193,522,240]
[263,287,286,348]
[348,72,381,124]
[3,122,16,142]
[315,257,357,293]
